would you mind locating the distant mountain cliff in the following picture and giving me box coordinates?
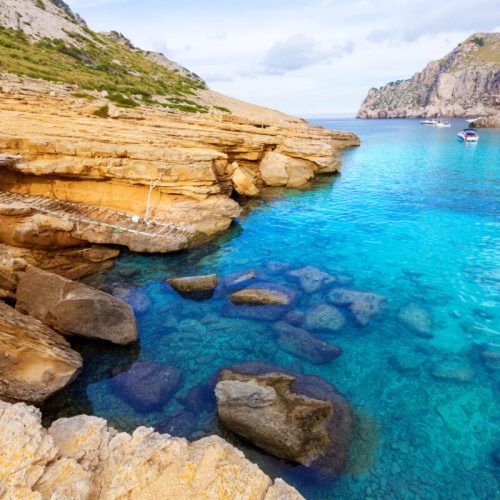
[357,33,500,119]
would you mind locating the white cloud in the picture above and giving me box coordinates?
[66,0,500,115]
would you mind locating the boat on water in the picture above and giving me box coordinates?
[434,121,451,128]
[458,128,479,142]
[420,119,439,125]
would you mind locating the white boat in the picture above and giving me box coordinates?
[434,121,451,128]
[420,119,439,125]
[457,128,479,142]
[466,117,480,123]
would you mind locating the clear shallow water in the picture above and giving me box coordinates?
[44,118,500,499]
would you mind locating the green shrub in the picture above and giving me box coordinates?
[71,92,95,100]
[106,92,138,108]
[473,36,485,46]
[92,104,109,118]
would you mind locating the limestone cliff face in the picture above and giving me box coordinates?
[0,73,359,252]
[357,33,500,118]
[0,400,303,499]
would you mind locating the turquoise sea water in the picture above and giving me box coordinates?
[43,118,500,499]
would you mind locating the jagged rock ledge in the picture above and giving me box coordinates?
[0,400,303,499]
[0,73,359,253]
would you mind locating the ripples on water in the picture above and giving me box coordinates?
[43,118,500,499]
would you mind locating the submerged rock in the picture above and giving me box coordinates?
[111,362,183,412]
[167,274,218,300]
[113,287,151,315]
[304,304,346,333]
[155,410,197,438]
[397,303,433,338]
[0,301,82,404]
[177,382,217,414]
[216,363,353,476]
[274,321,343,365]
[388,354,421,376]
[429,360,474,384]
[327,288,385,326]
[16,267,138,345]
[287,265,336,293]
[230,284,296,305]
[0,400,303,499]
[218,269,258,293]
[222,302,288,321]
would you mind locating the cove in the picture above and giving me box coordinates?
[42,118,500,499]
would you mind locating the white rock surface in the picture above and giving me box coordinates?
[0,400,304,499]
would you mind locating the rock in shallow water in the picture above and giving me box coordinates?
[429,360,474,384]
[16,267,138,345]
[230,283,296,305]
[0,301,82,404]
[397,303,433,338]
[327,288,385,326]
[0,400,303,499]
[155,410,197,438]
[274,321,343,365]
[111,362,183,412]
[287,265,336,293]
[304,304,346,333]
[167,274,218,293]
[216,363,353,476]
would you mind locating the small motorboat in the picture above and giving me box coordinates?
[458,128,479,142]
[434,121,451,128]
[420,119,439,125]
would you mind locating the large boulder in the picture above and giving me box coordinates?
[287,265,336,293]
[230,284,296,305]
[216,363,353,476]
[0,301,82,404]
[327,288,385,326]
[15,267,137,345]
[274,321,342,364]
[260,152,316,187]
[0,401,303,499]
[304,304,346,332]
[232,164,260,196]
[110,362,183,412]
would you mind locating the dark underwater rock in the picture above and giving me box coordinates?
[429,360,474,384]
[155,410,197,437]
[177,382,217,414]
[287,265,336,293]
[327,288,385,326]
[221,302,288,321]
[113,287,151,315]
[388,354,421,375]
[117,266,141,279]
[304,304,346,332]
[284,310,305,326]
[274,321,342,365]
[215,363,353,477]
[111,362,183,412]
[397,303,433,338]
[218,270,258,293]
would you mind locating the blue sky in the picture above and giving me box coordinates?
[68,0,500,116]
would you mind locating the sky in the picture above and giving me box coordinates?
[67,0,500,117]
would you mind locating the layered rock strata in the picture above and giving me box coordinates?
[0,400,303,499]
[0,73,359,253]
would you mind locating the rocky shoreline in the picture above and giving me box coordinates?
[0,75,360,499]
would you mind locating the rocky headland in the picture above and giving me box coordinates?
[357,33,500,119]
[0,0,361,497]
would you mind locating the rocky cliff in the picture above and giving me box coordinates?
[357,33,500,119]
[0,0,359,254]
